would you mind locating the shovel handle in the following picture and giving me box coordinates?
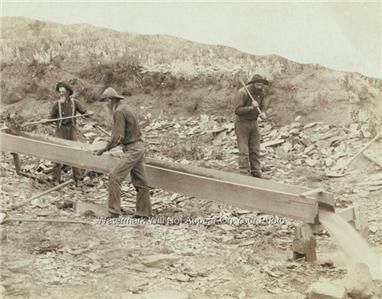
[343,132,381,169]
[239,80,262,115]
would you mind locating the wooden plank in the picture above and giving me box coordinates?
[1,133,322,222]
[147,164,319,222]
[145,159,335,209]
[4,133,334,203]
[20,132,335,208]
[1,133,117,173]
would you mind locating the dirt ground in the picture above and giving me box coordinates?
[1,114,381,299]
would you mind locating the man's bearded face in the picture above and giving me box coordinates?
[59,87,69,101]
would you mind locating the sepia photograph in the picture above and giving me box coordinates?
[0,1,381,298]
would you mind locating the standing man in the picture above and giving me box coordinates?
[50,81,88,183]
[234,74,270,178]
[96,87,152,218]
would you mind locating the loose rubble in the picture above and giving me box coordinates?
[1,114,381,298]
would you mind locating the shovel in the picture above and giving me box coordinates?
[326,132,381,177]
[22,112,94,127]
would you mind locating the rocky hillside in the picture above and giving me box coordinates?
[1,16,381,129]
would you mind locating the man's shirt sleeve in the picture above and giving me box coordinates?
[235,90,254,115]
[50,102,59,119]
[106,110,125,151]
[74,99,87,114]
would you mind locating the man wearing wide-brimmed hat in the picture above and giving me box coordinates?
[50,81,88,183]
[95,87,152,218]
[234,74,270,178]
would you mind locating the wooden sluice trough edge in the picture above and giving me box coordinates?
[0,132,366,262]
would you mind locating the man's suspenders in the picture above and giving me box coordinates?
[57,98,75,128]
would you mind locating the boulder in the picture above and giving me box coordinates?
[344,263,376,299]
[307,282,347,299]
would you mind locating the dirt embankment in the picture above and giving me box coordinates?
[1,58,381,135]
[1,17,381,130]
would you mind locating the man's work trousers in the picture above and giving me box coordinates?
[108,141,152,217]
[52,126,81,182]
[234,118,261,176]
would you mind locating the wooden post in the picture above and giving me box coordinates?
[292,223,317,262]
[335,205,369,239]
[11,153,21,174]
[11,153,50,184]
[352,206,369,239]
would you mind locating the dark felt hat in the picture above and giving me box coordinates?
[246,74,270,85]
[100,87,124,101]
[56,82,74,96]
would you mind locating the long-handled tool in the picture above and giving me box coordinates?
[342,132,381,169]
[239,79,263,115]
[92,124,111,137]
[326,132,381,177]
[10,179,74,211]
[22,112,94,127]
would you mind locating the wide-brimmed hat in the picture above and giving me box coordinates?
[246,74,270,86]
[56,81,74,96]
[100,87,124,101]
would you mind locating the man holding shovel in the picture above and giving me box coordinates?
[49,81,89,183]
[95,87,152,218]
[234,74,270,178]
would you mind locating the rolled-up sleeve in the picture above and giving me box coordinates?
[74,99,87,114]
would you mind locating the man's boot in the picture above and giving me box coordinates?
[251,170,271,180]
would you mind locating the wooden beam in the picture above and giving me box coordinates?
[1,133,330,223]
[145,160,334,211]
[148,164,319,222]
[21,132,335,209]
[20,134,332,187]
[1,133,116,173]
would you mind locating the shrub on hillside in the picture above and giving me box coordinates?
[79,87,102,104]
[184,94,202,114]
[1,91,23,105]
[79,60,144,93]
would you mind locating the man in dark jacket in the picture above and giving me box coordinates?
[50,81,88,183]
[234,74,270,178]
[96,87,152,218]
